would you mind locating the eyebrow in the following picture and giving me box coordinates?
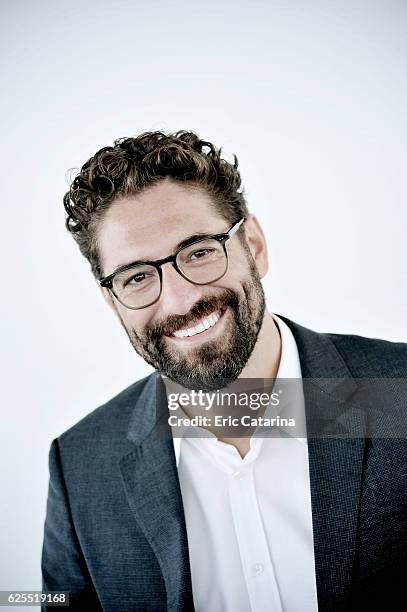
[110,230,218,274]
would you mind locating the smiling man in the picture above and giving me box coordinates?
[96,177,277,393]
[42,131,407,612]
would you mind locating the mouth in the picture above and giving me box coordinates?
[166,307,227,344]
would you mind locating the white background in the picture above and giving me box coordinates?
[1,0,406,600]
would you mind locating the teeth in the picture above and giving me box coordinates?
[173,310,222,338]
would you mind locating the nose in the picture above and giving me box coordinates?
[158,261,205,316]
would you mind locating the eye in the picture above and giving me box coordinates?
[188,248,214,261]
[131,273,146,283]
[124,272,151,287]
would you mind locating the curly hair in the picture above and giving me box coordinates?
[63,130,249,278]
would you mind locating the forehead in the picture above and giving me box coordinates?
[97,178,227,274]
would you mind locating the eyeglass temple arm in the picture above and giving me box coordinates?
[228,217,245,237]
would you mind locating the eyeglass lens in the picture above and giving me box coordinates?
[112,238,227,309]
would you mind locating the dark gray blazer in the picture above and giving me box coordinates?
[41,316,407,611]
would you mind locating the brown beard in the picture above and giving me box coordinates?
[119,260,266,391]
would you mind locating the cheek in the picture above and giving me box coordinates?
[117,306,153,333]
[222,258,252,288]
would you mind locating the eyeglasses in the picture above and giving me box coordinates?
[99,217,245,310]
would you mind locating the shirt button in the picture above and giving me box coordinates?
[253,563,264,575]
[232,471,244,479]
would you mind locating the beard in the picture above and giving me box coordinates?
[118,258,266,391]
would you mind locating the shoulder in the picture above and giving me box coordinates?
[55,372,156,453]
[325,331,407,376]
[277,314,407,377]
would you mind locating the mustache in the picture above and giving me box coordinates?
[144,288,239,341]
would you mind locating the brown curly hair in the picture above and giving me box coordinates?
[63,130,249,278]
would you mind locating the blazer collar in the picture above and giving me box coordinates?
[119,371,193,612]
[278,315,367,611]
[120,315,367,612]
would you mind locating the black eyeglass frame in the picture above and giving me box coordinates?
[99,217,246,310]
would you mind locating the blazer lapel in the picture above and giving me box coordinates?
[118,316,368,612]
[279,316,368,612]
[119,372,193,612]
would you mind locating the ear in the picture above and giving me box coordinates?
[241,214,269,278]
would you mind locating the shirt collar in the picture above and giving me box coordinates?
[272,313,302,380]
[172,312,305,466]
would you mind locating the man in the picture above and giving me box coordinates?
[42,131,407,611]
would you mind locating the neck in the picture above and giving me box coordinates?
[237,309,281,380]
[163,309,282,458]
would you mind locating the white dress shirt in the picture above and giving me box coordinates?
[171,314,319,612]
